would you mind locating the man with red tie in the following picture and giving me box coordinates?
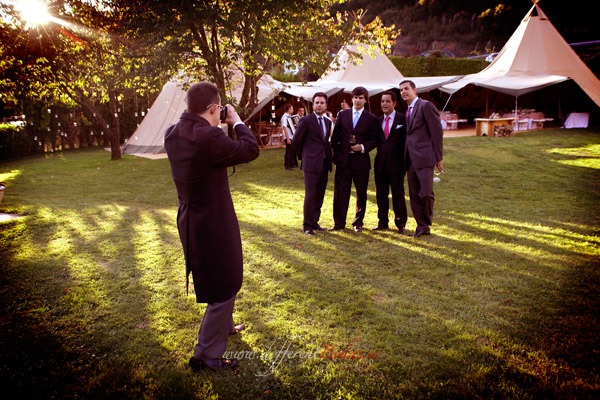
[373,91,408,234]
[399,79,444,237]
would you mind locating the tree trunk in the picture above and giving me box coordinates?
[108,90,122,160]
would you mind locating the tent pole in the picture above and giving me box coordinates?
[441,93,453,112]
[486,91,489,117]
[514,96,518,131]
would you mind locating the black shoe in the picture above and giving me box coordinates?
[304,229,315,235]
[315,226,327,231]
[397,226,406,234]
[189,357,238,372]
[412,228,430,237]
[327,226,344,231]
[230,324,246,335]
[353,225,363,232]
[372,225,388,231]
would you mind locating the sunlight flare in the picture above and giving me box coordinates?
[14,0,51,26]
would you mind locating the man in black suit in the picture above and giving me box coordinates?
[373,91,408,233]
[164,82,259,371]
[399,79,444,237]
[293,92,332,235]
[330,86,378,232]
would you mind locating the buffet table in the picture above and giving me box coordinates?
[474,118,515,136]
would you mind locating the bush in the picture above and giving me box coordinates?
[389,56,488,77]
[0,123,34,160]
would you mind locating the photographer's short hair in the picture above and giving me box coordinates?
[313,92,328,102]
[352,86,369,99]
[186,82,220,115]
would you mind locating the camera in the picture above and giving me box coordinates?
[220,105,228,122]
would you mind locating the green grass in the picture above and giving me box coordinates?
[1,129,599,399]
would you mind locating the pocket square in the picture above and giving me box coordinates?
[396,124,403,129]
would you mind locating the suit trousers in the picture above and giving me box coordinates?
[374,170,407,228]
[333,161,370,228]
[193,295,236,360]
[284,141,298,169]
[406,162,435,229]
[303,163,329,230]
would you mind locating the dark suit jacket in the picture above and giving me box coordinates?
[331,108,378,170]
[405,98,443,170]
[293,113,332,173]
[164,112,259,303]
[375,111,407,175]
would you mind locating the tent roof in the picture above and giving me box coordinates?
[270,43,460,105]
[440,3,600,106]
[122,79,187,155]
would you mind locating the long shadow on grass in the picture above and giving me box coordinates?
[233,184,600,399]
[0,207,286,399]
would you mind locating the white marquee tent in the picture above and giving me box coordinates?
[440,2,600,108]
[122,73,284,155]
[245,43,461,120]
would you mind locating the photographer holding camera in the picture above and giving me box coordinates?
[164,82,259,372]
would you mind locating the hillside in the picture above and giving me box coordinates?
[335,0,597,58]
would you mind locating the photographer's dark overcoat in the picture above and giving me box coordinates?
[165,112,259,303]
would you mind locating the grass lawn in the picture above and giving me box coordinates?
[0,128,599,399]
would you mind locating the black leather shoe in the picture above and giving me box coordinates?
[412,229,430,237]
[327,226,344,231]
[304,229,315,235]
[189,357,238,372]
[230,324,246,335]
[372,225,388,231]
[315,226,327,231]
[353,225,363,232]
[397,226,406,234]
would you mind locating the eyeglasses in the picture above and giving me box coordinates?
[206,104,224,110]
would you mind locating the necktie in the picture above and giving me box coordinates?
[384,116,390,139]
[406,107,411,125]
[318,117,326,139]
[353,111,359,129]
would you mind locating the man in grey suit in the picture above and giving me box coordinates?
[399,79,444,237]
[373,91,408,234]
[293,92,332,235]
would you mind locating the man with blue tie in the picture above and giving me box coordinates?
[293,92,333,235]
[399,79,444,237]
[373,91,408,233]
[330,86,378,232]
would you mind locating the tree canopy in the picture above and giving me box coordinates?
[1,0,398,159]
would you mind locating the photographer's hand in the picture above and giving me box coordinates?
[224,104,242,126]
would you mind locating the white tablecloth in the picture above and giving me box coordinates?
[564,112,589,129]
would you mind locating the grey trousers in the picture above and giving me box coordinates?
[193,295,236,360]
